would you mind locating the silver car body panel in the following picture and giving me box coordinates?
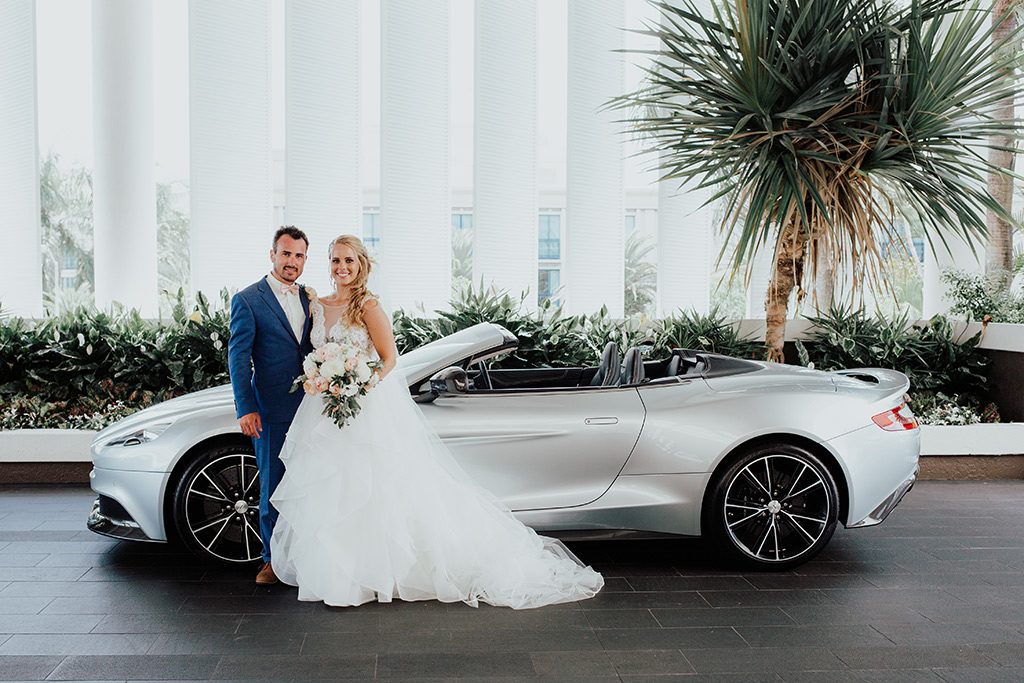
[88,322,920,545]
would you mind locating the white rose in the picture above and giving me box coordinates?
[303,357,318,379]
[321,342,342,361]
[354,360,373,383]
[319,358,344,380]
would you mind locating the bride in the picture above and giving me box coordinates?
[269,234,603,609]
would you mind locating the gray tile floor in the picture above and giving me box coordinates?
[0,481,1022,681]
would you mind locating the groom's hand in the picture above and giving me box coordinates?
[239,412,263,439]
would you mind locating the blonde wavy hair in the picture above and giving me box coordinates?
[327,234,376,328]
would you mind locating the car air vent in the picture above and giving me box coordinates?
[98,495,131,521]
[840,372,880,384]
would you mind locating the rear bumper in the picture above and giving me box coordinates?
[827,423,920,527]
[847,465,917,528]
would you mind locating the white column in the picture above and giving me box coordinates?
[189,0,272,296]
[0,0,42,317]
[92,0,158,315]
[922,235,983,317]
[565,0,624,316]
[473,0,537,304]
[657,181,711,315]
[285,0,361,269]
[378,0,450,313]
[746,247,773,319]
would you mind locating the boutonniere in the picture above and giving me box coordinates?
[301,284,317,299]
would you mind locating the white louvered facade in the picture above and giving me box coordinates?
[378,0,451,313]
[658,180,711,316]
[0,0,42,317]
[189,0,274,295]
[92,0,158,316]
[565,0,625,316]
[284,0,361,268]
[473,0,538,306]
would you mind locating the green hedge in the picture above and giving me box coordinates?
[0,286,996,429]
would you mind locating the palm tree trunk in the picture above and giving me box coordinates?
[764,220,806,362]
[986,0,1018,288]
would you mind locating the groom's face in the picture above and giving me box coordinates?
[270,235,307,284]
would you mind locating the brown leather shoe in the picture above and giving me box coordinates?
[255,561,278,586]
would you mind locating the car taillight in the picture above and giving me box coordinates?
[872,402,919,431]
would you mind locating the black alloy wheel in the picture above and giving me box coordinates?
[706,443,839,570]
[172,444,263,564]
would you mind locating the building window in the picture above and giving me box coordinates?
[362,210,381,249]
[538,213,560,260]
[538,267,561,303]
[624,213,636,234]
[451,211,473,231]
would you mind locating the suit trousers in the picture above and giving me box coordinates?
[254,421,289,562]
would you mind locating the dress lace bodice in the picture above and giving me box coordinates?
[310,299,374,357]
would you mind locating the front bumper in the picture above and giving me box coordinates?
[88,466,170,542]
[87,496,159,542]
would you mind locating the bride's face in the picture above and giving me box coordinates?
[330,243,360,289]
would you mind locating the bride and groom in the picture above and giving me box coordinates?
[227,226,603,608]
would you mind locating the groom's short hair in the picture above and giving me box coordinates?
[273,225,309,251]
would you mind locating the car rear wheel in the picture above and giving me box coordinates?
[706,443,839,570]
[172,444,263,564]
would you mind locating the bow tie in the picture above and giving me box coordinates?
[279,282,299,296]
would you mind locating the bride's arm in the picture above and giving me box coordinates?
[363,299,398,378]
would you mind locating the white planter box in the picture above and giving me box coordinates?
[0,429,97,462]
[920,423,1024,457]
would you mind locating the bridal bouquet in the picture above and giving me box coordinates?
[291,341,383,428]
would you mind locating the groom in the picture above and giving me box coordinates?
[228,226,314,585]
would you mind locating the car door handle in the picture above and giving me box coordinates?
[585,417,618,426]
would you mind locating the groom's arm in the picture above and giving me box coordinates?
[228,293,259,421]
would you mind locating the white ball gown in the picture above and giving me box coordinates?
[269,299,604,609]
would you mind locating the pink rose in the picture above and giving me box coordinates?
[313,376,330,393]
[302,379,316,395]
[344,357,357,371]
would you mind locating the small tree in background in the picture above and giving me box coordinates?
[616,0,1023,361]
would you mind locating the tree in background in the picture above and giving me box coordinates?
[986,0,1021,288]
[617,0,1023,361]
[39,153,191,314]
[624,230,658,317]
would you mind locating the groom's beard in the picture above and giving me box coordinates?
[278,266,301,282]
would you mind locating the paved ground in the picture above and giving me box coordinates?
[0,481,1022,682]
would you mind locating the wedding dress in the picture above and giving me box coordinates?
[269,298,604,608]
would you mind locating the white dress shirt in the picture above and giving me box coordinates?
[266,273,305,342]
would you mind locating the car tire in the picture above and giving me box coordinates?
[705,442,839,570]
[171,443,264,565]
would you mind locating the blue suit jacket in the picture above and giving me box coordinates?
[228,278,314,423]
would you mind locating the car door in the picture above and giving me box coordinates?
[419,386,645,511]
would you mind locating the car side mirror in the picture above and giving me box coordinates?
[431,366,469,394]
[415,366,469,404]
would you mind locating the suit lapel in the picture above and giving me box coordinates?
[299,286,312,343]
[257,278,299,346]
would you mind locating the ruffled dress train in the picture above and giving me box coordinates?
[269,306,603,609]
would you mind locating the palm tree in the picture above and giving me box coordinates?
[985,0,1020,287]
[615,0,1022,360]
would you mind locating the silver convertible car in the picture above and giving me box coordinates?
[88,322,919,570]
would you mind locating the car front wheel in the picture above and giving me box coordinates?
[706,443,839,570]
[172,444,263,564]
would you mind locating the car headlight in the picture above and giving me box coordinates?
[104,422,173,447]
